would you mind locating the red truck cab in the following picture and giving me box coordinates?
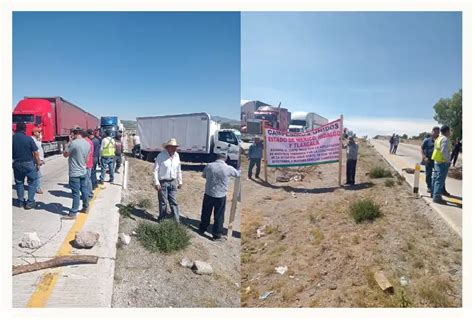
[12,98,55,142]
[12,97,100,153]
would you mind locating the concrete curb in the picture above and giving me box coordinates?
[367,139,461,237]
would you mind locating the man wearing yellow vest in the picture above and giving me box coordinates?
[99,129,116,184]
[431,125,451,204]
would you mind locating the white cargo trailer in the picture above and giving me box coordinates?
[137,112,240,167]
[289,111,329,132]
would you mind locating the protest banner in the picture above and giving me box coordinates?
[263,116,344,184]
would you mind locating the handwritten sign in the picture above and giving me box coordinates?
[265,119,342,167]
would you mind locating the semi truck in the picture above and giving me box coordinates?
[100,116,124,137]
[12,97,99,153]
[288,111,329,132]
[137,112,240,168]
[240,100,271,132]
[246,105,290,134]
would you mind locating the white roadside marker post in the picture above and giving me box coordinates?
[413,163,420,197]
[123,160,129,190]
[227,176,241,239]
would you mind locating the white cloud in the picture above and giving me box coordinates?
[343,117,439,138]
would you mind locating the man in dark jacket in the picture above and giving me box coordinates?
[247,137,263,179]
[89,129,101,190]
[12,122,42,209]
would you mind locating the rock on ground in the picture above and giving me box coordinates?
[119,233,131,245]
[192,260,213,275]
[180,257,193,268]
[20,232,41,249]
[74,231,100,249]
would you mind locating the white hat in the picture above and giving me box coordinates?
[163,138,179,147]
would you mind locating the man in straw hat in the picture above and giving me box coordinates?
[153,138,183,222]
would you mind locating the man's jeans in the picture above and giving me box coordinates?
[199,194,226,238]
[69,174,89,215]
[346,159,357,185]
[158,180,179,222]
[248,158,261,178]
[86,168,93,197]
[432,162,449,201]
[91,157,99,189]
[115,154,122,172]
[100,156,115,182]
[424,160,434,191]
[13,160,39,206]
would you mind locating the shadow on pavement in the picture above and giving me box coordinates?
[35,201,70,216]
[49,190,73,198]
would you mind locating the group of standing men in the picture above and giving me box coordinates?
[421,125,460,204]
[153,138,240,241]
[12,122,124,218]
[389,134,400,154]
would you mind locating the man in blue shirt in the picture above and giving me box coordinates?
[421,126,439,194]
[12,122,42,209]
[199,152,240,241]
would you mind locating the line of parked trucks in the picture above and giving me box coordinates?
[12,96,240,167]
[240,99,329,141]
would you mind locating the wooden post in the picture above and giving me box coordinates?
[338,115,344,186]
[261,121,268,182]
[227,176,241,238]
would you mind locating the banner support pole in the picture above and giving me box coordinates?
[338,114,344,186]
[262,121,268,182]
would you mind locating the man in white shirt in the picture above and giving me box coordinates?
[132,133,141,158]
[153,138,183,222]
[32,127,45,194]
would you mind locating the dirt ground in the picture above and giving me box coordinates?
[112,156,240,307]
[240,139,462,307]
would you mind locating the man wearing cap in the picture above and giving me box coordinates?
[199,152,240,241]
[99,129,116,184]
[345,136,359,185]
[247,137,263,179]
[63,127,91,219]
[32,127,45,194]
[421,127,439,194]
[12,122,42,209]
[431,125,451,204]
[153,138,183,222]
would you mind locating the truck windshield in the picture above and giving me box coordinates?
[255,114,277,122]
[290,120,306,126]
[12,114,34,123]
[218,131,238,145]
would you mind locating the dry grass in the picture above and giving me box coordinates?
[240,140,461,307]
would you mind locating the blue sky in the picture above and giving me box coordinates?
[13,12,241,120]
[241,12,462,136]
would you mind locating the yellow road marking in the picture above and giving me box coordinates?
[26,187,101,308]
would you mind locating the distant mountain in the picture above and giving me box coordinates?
[211,115,239,125]
[122,120,137,129]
